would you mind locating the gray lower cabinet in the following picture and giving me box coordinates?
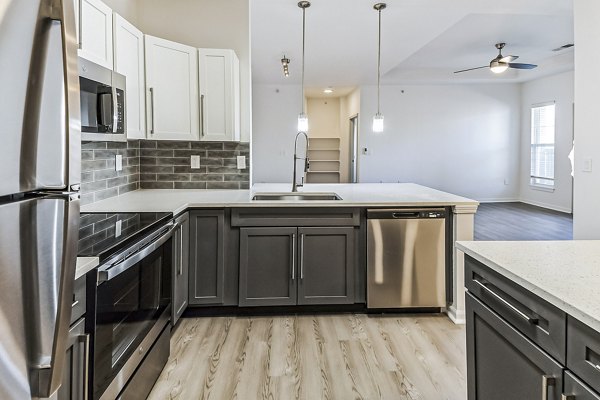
[239,227,297,306]
[466,292,563,400]
[52,318,89,400]
[564,371,600,400]
[172,212,190,325]
[239,226,354,307]
[297,227,354,305]
[189,210,225,305]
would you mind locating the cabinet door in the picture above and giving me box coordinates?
[198,48,240,142]
[297,227,355,305]
[189,211,225,305]
[563,371,600,400]
[52,318,89,400]
[172,213,190,325]
[145,35,199,141]
[239,227,297,307]
[466,293,563,400]
[113,14,146,139]
[77,0,113,69]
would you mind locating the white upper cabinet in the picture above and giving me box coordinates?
[198,49,240,142]
[76,0,113,69]
[145,35,199,141]
[113,14,146,139]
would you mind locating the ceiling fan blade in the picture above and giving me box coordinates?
[453,66,488,74]
[508,63,538,70]
[500,55,519,63]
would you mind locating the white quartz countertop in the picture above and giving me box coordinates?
[457,240,600,333]
[76,257,99,280]
[81,183,478,215]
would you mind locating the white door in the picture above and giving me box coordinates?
[145,35,199,141]
[198,48,240,142]
[76,0,113,69]
[113,14,145,139]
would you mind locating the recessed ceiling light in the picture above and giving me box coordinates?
[323,87,334,94]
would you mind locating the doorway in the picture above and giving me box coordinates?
[349,114,359,183]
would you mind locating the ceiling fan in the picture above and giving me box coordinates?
[454,43,538,74]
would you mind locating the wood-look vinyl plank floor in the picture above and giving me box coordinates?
[475,202,572,241]
[148,314,466,400]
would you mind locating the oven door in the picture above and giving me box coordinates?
[92,230,172,399]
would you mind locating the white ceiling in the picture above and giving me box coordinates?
[251,0,574,87]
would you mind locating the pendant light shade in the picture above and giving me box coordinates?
[373,3,386,133]
[297,1,310,133]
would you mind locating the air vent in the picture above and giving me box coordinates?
[552,44,574,52]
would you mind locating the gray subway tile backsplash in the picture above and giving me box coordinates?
[81,140,250,205]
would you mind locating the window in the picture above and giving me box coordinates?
[530,103,556,188]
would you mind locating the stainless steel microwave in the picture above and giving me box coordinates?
[79,58,127,142]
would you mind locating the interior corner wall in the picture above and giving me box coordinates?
[252,84,302,183]
[134,0,251,143]
[519,71,574,213]
[573,0,600,239]
[357,84,521,202]
[339,89,360,183]
[102,0,139,24]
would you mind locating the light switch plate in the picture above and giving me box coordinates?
[237,155,246,169]
[362,147,371,155]
[115,155,123,171]
[583,157,593,172]
[191,155,201,169]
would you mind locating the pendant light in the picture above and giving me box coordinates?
[373,3,386,133]
[297,1,310,133]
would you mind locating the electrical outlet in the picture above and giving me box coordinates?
[237,156,246,169]
[504,179,509,185]
[190,155,201,169]
[583,157,593,172]
[115,155,123,171]
[115,220,122,237]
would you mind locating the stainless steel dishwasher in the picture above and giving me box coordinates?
[367,208,446,309]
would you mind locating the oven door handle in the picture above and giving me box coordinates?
[98,223,178,283]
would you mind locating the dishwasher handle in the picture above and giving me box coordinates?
[367,208,446,219]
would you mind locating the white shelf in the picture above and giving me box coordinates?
[308,171,340,174]
[308,148,340,151]
[310,159,340,162]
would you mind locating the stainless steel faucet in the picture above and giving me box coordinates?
[292,131,310,192]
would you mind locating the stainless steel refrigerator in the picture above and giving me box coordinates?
[0,0,81,398]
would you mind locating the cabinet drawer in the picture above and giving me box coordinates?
[465,256,566,363]
[70,275,86,324]
[564,371,600,400]
[231,207,360,227]
[567,317,600,394]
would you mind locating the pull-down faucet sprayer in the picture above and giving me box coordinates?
[292,131,310,192]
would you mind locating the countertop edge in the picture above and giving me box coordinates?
[76,257,99,280]
[456,242,600,333]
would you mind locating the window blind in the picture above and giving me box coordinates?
[530,103,556,188]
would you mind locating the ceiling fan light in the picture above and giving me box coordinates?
[490,60,509,74]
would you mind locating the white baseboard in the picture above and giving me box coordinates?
[519,199,572,214]
[475,198,520,203]
[447,305,466,325]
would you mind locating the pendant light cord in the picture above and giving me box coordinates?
[377,7,382,114]
[301,5,306,114]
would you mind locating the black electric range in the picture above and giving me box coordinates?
[78,211,172,261]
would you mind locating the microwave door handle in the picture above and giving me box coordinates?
[111,86,118,133]
[98,223,178,283]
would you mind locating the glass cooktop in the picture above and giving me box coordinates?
[78,212,172,261]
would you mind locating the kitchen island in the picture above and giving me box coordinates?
[82,183,479,323]
[458,240,600,399]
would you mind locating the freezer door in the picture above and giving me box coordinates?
[0,194,80,399]
[0,0,81,197]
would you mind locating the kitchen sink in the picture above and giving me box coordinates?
[252,192,343,201]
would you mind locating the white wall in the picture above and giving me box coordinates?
[252,84,302,183]
[134,0,251,142]
[358,84,522,201]
[573,0,600,238]
[519,71,574,213]
[102,0,138,24]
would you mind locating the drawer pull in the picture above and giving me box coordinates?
[72,300,79,308]
[473,279,539,324]
[561,395,575,400]
[542,375,556,400]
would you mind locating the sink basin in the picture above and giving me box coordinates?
[252,192,342,201]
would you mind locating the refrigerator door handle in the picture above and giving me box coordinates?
[50,0,81,191]
[30,194,80,398]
